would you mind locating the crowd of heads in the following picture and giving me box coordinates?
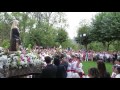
[19,45,120,78]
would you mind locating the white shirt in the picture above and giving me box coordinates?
[76,63,84,73]
[71,73,80,78]
[79,63,83,69]
[67,62,72,70]
[72,61,77,70]
[111,72,116,78]
[115,74,120,78]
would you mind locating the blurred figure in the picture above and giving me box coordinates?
[10,19,20,51]
[60,54,68,78]
[88,67,99,78]
[115,66,120,78]
[111,65,117,78]
[97,60,110,78]
[66,58,73,78]
[53,56,66,78]
[41,56,57,78]
[76,57,85,78]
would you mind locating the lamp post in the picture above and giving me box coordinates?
[80,33,88,61]
[80,33,87,50]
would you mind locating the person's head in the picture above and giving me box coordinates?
[60,53,66,62]
[112,65,118,72]
[71,54,76,61]
[76,56,81,62]
[60,53,65,60]
[97,60,106,77]
[53,57,60,66]
[88,67,99,78]
[11,19,19,29]
[116,58,120,65]
[45,56,51,64]
[115,66,120,74]
[69,58,72,62]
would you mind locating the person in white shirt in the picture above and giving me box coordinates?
[111,65,117,78]
[66,58,73,78]
[70,54,80,78]
[75,57,85,78]
[71,54,77,72]
[115,66,120,78]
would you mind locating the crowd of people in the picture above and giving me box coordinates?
[19,45,120,78]
[7,19,120,78]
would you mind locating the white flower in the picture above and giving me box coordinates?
[20,61,25,66]
[20,54,24,58]
[10,54,15,58]
[2,55,8,63]
[19,66,22,69]
[30,59,34,64]
[0,47,3,51]
[17,51,21,54]
[0,52,4,55]
[11,61,17,68]
[5,62,10,68]
[13,56,19,62]
[7,58,11,63]
[0,62,3,69]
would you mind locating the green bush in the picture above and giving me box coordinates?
[2,39,10,49]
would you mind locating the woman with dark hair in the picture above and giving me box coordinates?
[97,60,110,78]
[88,67,99,78]
[115,66,120,78]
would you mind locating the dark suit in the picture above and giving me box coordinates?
[41,64,57,78]
[61,61,68,78]
[56,65,66,78]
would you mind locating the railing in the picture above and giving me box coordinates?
[0,65,42,78]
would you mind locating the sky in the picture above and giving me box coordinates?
[65,12,98,39]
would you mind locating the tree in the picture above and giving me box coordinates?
[11,12,36,45]
[56,28,68,45]
[91,12,120,51]
[75,23,92,50]
[0,12,69,49]
[0,12,13,44]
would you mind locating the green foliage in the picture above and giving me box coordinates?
[56,28,68,45]
[82,61,112,75]
[90,12,120,51]
[111,40,120,51]
[1,12,120,52]
[61,39,79,50]
[1,39,10,49]
[88,42,104,51]
[75,12,120,51]
[75,24,92,50]
[0,12,71,49]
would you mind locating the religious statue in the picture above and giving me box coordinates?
[10,19,20,51]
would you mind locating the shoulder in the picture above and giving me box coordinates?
[79,63,83,66]
[12,27,19,30]
[105,72,110,78]
[115,74,120,78]
[45,64,57,70]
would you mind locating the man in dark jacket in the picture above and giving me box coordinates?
[54,56,66,78]
[113,52,118,64]
[60,54,68,78]
[41,56,57,78]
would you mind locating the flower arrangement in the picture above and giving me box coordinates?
[0,47,45,78]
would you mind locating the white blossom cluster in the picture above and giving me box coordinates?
[0,49,45,69]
